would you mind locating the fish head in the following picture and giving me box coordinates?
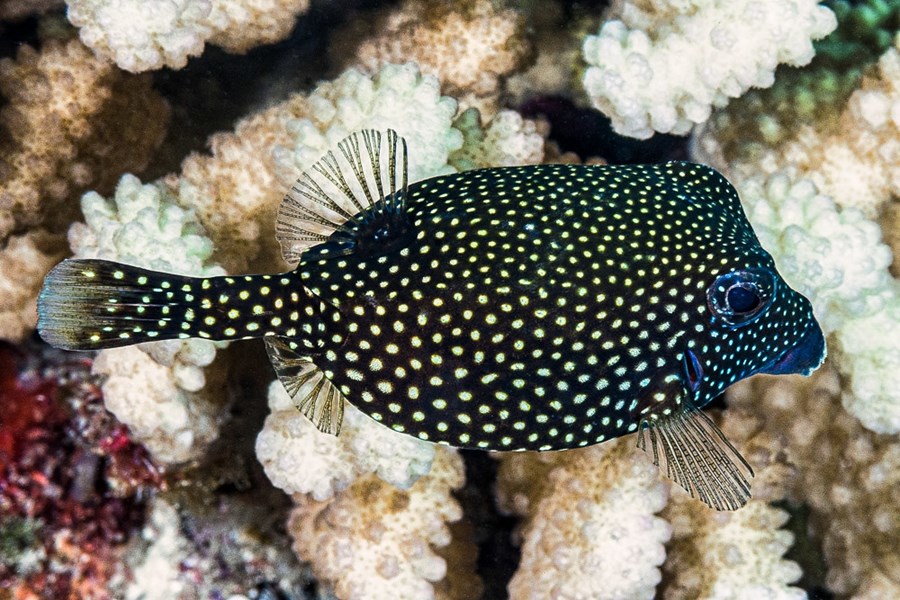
[688,251,826,407]
[652,163,826,408]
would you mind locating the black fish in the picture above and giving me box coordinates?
[38,129,826,510]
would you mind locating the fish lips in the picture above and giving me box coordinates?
[760,321,827,376]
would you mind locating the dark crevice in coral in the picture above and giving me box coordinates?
[0,14,41,60]
[456,449,520,600]
[145,0,399,180]
[780,501,834,600]
[519,95,689,164]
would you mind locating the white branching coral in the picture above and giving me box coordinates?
[696,34,900,218]
[450,108,545,171]
[175,63,504,273]
[69,174,229,462]
[736,173,900,434]
[582,0,836,138]
[345,0,532,116]
[497,439,671,600]
[662,499,803,600]
[727,369,900,598]
[272,65,547,202]
[255,381,435,500]
[761,35,900,218]
[0,36,168,244]
[0,36,167,341]
[272,63,464,189]
[287,446,466,600]
[66,0,311,72]
[738,174,893,332]
[656,404,805,600]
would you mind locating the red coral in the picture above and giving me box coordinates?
[0,342,163,599]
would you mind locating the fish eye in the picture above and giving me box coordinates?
[726,284,760,313]
[707,268,775,327]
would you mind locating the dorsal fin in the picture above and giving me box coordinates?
[636,403,753,511]
[276,129,410,264]
[264,335,346,435]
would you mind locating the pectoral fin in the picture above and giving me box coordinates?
[265,335,346,435]
[637,404,753,511]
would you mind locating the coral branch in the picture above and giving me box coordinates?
[69,175,229,462]
[66,0,312,72]
[497,439,671,600]
[582,0,836,138]
[288,446,469,600]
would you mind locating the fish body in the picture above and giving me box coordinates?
[295,161,823,451]
[38,130,826,509]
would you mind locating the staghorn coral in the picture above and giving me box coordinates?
[339,0,532,116]
[581,0,836,139]
[287,446,469,600]
[256,380,435,500]
[496,439,671,600]
[66,0,311,72]
[68,174,230,462]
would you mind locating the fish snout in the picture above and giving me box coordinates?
[761,321,827,376]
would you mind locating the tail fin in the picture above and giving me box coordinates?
[38,259,200,350]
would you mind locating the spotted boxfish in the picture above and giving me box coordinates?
[38,129,826,510]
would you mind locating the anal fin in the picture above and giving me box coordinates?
[637,406,753,511]
[265,335,346,436]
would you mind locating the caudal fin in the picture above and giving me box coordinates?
[38,259,198,350]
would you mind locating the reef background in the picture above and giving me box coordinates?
[1,1,898,599]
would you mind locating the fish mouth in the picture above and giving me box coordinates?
[760,321,827,376]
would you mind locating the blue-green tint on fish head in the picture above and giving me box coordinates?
[36,130,826,511]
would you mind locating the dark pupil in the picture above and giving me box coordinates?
[727,285,760,313]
